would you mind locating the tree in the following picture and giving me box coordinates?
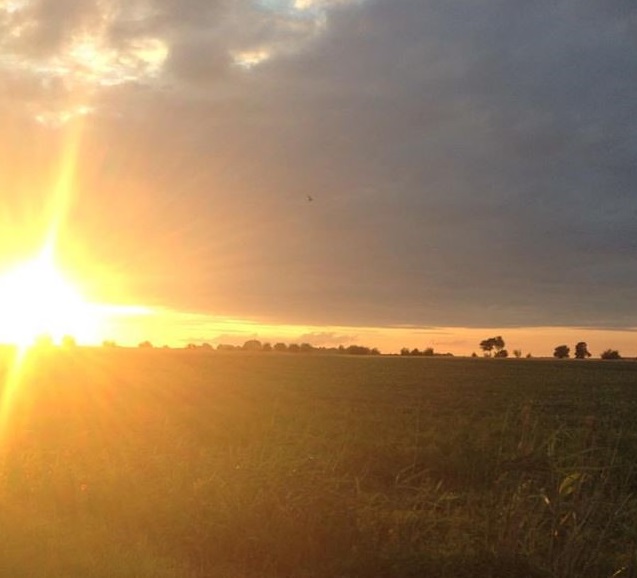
[554,345,570,359]
[400,348,410,356]
[513,349,522,358]
[479,336,505,357]
[216,344,237,351]
[346,345,371,355]
[574,342,591,359]
[423,347,434,356]
[600,349,621,360]
[494,349,509,358]
[273,342,287,352]
[138,340,153,349]
[242,339,262,351]
[61,335,76,348]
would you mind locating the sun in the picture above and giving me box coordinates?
[0,248,103,347]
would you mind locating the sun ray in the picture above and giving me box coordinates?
[0,117,91,443]
[44,117,85,250]
[0,346,28,445]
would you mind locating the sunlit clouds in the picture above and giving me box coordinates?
[0,0,362,125]
[231,0,367,69]
[231,48,271,70]
[230,0,365,70]
[0,0,168,124]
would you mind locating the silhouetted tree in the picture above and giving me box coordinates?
[300,343,314,353]
[479,336,505,357]
[288,343,301,353]
[494,349,509,358]
[138,340,153,349]
[216,344,237,351]
[600,349,621,360]
[554,345,570,359]
[574,342,591,359]
[400,348,410,356]
[346,345,372,355]
[243,339,262,351]
[423,347,434,356]
[273,342,287,352]
[513,349,522,358]
[262,342,272,352]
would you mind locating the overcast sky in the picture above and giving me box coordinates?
[1,0,636,345]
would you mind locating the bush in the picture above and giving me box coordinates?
[600,349,621,360]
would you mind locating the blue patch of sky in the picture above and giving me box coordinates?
[256,0,320,18]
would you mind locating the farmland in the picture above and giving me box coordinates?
[0,348,635,577]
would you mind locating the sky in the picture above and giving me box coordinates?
[0,0,636,355]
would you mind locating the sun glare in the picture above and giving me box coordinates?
[0,250,102,346]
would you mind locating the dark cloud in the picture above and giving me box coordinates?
[2,0,637,330]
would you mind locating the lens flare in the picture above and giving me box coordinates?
[0,248,102,346]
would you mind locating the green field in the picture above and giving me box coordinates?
[0,349,636,577]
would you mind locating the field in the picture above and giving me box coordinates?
[0,348,636,577]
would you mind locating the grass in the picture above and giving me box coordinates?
[0,348,636,577]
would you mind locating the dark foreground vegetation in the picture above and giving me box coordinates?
[0,348,636,577]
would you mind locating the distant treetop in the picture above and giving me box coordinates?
[574,342,591,359]
[479,336,505,357]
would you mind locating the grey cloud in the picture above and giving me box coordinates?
[219,0,637,328]
[3,0,637,330]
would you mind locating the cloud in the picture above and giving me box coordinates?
[0,0,171,124]
[0,0,366,123]
[297,331,358,346]
[1,0,637,331]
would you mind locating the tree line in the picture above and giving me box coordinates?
[552,342,622,360]
[133,336,627,358]
[399,347,454,357]
[136,340,459,357]
[136,339,382,356]
[22,335,628,359]
[477,336,625,360]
